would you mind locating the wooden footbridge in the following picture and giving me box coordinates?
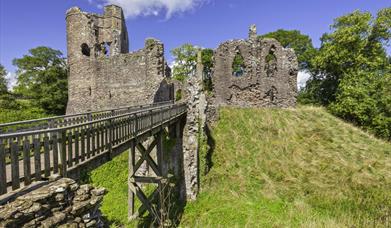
[0,101,187,221]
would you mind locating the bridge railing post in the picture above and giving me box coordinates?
[108,110,115,159]
[59,129,67,177]
[150,110,153,131]
[128,138,136,220]
[134,113,138,137]
[160,107,163,126]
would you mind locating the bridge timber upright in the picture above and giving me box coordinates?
[0,101,187,222]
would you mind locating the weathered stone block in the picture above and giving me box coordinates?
[0,178,106,227]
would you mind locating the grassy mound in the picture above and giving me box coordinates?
[181,106,391,227]
[84,106,391,227]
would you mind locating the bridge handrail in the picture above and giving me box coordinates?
[0,102,186,139]
[0,101,173,133]
[0,101,188,196]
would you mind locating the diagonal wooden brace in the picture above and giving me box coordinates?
[128,182,159,218]
[136,142,161,177]
[134,139,157,173]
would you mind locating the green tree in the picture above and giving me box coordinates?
[0,64,20,110]
[201,48,214,91]
[259,29,317,71]
[171,44,214,88]
[303,8,391,140]
[13,46,68,115]
[306,9,390,105]
[329,69,391,139]
[171,44,199,81]
[0,64,7,95]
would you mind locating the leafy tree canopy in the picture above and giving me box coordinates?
[171,44,214,84]
[0,64,8,95]
[13,46,68,115]
[259,29,317,71]
[302,8,391,140]
[171,44,199,81]
[307,9,390,104]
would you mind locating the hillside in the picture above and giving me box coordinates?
[182,106,391,227]
[84,106,391,227]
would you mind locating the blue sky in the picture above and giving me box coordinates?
[0,0,390,87]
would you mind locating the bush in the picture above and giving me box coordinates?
[329,70,391,140]
[0,107,48,124]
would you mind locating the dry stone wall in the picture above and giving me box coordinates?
[66,5,173,114]
[0,178,106,227]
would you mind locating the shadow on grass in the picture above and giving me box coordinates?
[204,124,215,175]
[136,198,187,228]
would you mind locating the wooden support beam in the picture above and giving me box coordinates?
[128,182,159,218]
[132,176,163,184]
[128,139,136,220]
[136,142,161,177]
[133,139,157,172]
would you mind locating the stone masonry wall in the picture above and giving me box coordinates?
[182,52,207,200]
[0,178,106,227]
[66,5,172,114]
[211,25,298,109]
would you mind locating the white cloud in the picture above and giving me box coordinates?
[5,72,17,90]
[297,70,311,91]
[96,0,207,19]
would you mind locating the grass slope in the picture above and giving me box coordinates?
[84,106,391,227]
[81,151,130,226]
[181,106,391,227]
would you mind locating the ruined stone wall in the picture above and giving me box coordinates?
[66,5,172,114]
[0,178,106,227]
[211,25,298,109]
[182,52,207,200]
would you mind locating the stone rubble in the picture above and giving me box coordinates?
[0,178,106,227]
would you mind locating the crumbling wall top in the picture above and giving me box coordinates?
[211,24,298,108]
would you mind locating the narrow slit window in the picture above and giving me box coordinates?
[265,46,277,77]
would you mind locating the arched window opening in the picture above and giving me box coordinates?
[265,46,277,77]
[81,43,90,57]
[232,50,245,77]
[175,89,182,101]
[104,42,111,57]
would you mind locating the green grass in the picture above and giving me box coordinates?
[83,106,391,227]
[82,144,165,227]
[81,151,136,227]
[181,106,391,227]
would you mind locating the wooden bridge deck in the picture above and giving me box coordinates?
[0,102,187,196]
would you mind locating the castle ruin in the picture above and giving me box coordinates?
[65,5,173,114]
[210,25,298,108]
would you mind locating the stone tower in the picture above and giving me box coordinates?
[66,5,128,63]
[65,5,172,114]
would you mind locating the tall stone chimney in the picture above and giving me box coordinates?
[249,24,257,41]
